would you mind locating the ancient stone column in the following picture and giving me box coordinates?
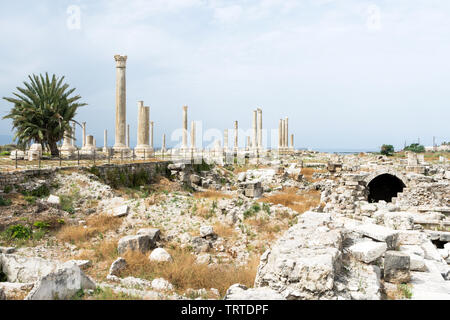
[281,119,285,150]
[82,122,86,148]
[190,121,195,152]
[145,107,151,148]
[135,102,152,157]
[252,110,257,150]
[278,119,283,150]
[234,121,238,152]
[285,117,289,151]
[247,136,251,151]
[113,55,130,154]
[103,130,108,153]
[82,135,95,155]
[224,129,229,152]
[136,101,146,147]
[61,129,76,156]
[257,108,262,150]
[182,105,188,151]
[150,121,154,153]
[162,134,166,152]
[290,134,294,150]
[127,124,130,148]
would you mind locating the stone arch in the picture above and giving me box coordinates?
[365,171,407,203]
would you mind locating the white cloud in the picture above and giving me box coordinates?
[213,5,243,24]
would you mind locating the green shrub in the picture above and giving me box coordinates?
[4,185,13,193]
[59,195,75,214]
[6,225,32,240]
[0,196,12,206]
[404,143,425,153]
[380,144,394,156]
[24,195,36,204]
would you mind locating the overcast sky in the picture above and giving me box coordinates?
[0,0,449,150]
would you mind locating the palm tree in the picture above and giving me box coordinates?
[3,73,87,156]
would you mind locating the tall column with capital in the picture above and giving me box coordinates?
[113,55,130,154]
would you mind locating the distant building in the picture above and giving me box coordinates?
[425,143,450,152]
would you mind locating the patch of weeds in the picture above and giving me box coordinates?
[3,185,12,194]
[6,225,32,240]
[398,284,412,299]
[0,196,12,206]
[262,203,271,215]
[24,195,36,204]
[72,289,85,300]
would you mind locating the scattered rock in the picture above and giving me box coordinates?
[151,278,174,291]
[384,251,411,284]
[348,241,387,264]
[113,205,129,217]
[25,262,96,300]
[149,248,173,262]
[224,284,284,300]
[117,234,152,255]
[109,257,127,277]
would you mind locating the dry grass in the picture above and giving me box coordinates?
[301,167,327,182]
[259,188,321,214]
[56,214,122,244]
[73,239,119,279]
[121,248,260,297]
[213,222,236,239]
[193,190,232,200]
[246,217,283,241]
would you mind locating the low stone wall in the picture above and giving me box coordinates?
[82,161,171,187]
[0,168,58,192]
[0,161,171,192]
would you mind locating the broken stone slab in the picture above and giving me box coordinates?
[136,228,160,244]
[0,282,34,300]
[108,257,127,277]
[0,247,15,254]
[191,237,212,253]
[25,262,96,300]
[66,260,91,270]
[348,241,387,264]
[421,240,446,262]
[350,224,399,250]
[410,260,450,300]
[117,234,152,255]
[224,284,284,300]
[199,225,214,238]
[383,251,411,284]
[151,278,174,291]
[46,194,61,206]
[396,230,427,245]
[113,205,129,217]
[0,287,5,300]
[149,248,173,262]
[0,254,60,283]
